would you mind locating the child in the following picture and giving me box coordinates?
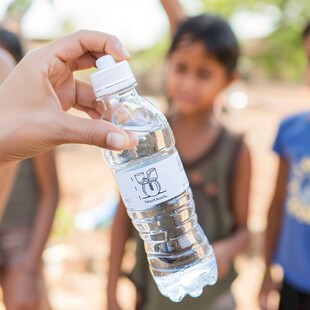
[259,22,310,310]
[107,1,251,309]
[0,28,59,310]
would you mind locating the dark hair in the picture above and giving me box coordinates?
[0,28,23,63]
[168,14,239,75]
[302,21,310,40]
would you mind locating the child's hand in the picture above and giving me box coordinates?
[107,291,121,310]
[259,268,280,310]
[6,267,40,310]
[212,241,232,280]
[107,294,122,310]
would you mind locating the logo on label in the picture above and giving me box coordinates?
[134,168,166,199]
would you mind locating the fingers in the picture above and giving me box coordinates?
[259,292,268,310]
[73,79,101,118]
[74,79,104,118]
[59,113,138,150]
[46,30,131,70]
[74,79,96,108]
[73,105,102,119]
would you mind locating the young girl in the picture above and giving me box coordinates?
[259,22,310,310]
[0,28,59,310]
[107,2,251,310]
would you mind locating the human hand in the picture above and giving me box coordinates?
[107,298,122,310]
[107,291,122,310]
[212,241,232,280]
[5,269,40,310]
[259,268,280,310]
[0,30,137,166]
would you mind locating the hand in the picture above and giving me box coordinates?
[5,268,40,310]
[212,241,232,280]
[259,268,280,310]
[107,293,122,310]
[0,30,137,166]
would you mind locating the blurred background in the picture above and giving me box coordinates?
[1,0,310,309]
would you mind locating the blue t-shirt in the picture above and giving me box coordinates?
[273,111,310,293]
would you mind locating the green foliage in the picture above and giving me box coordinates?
[253,25,307,80]
[6,0,33,19]
[50,204,74,242]
[135,0,310,81]
[195,0,310,80]
[4,0,310,81]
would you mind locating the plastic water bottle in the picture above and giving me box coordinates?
[90,55,218,302]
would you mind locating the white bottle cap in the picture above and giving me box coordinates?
[90,55,136,97]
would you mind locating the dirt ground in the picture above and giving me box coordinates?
[4,81,310,310]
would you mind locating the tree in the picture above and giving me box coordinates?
[182,0,310,80]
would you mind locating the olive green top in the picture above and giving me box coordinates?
[128,126,243,310]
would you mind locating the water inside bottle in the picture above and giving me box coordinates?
[126,187,218,302]
[104,113,218,301]
[104,118,174,169]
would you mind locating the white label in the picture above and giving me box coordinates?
[114,152,189,210]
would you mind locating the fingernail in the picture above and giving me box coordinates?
[107,132,128,149]
[121,46,131,59]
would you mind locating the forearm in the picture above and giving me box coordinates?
[263,158,287,268]
[0,164,19,219]
[214,227,250,262]
[24,194,59,270]
[160,0,187,35]
[264,204,282,267]
[107,202,131,295]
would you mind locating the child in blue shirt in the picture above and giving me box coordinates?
[259,22,310,310]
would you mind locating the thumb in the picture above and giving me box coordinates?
[58,113,137,150]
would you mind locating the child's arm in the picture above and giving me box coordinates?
[259,158,288,309]
[23,150,59,272]
[10,150,59,310]
[212,141,251,280]
[107,200,132,310]
[160,0,187,36]
[0,165,19,219]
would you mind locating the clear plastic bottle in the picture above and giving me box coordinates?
[90,55,218,302]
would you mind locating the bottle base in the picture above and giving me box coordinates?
[154,257,218,302]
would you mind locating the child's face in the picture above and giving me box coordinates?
[304,35,310,87]
[166,41,233,116]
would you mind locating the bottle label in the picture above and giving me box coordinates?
[114,152,189,210]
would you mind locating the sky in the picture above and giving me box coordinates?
[0,0,278,51]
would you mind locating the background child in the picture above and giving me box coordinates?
[0,28,59,310]
[107,1,251,309]
[259,22,310,310]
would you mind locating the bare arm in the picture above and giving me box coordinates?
[160,0,187,36]
[23,150,59,272]
[213,141,251,279]
[259,158,287,309]
[0,48,19,219]
[107,200,132,310]
[0,165,19,220]
[264,158,287,266]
